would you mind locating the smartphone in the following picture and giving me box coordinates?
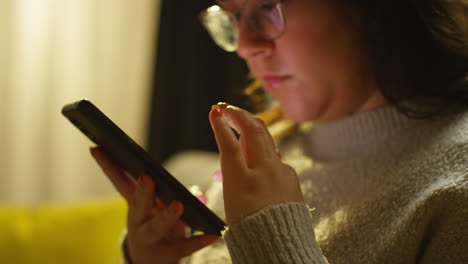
[62,99,225,236]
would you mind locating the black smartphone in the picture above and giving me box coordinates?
[62,99,225,236]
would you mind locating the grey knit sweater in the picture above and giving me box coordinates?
[187,106,468,264]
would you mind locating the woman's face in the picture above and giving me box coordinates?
[225,0,387,122]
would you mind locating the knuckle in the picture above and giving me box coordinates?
[239,114,264,133]
[246,118,267,134]
[253,116,267,127]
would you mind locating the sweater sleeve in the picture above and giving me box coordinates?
[222,202,329,264]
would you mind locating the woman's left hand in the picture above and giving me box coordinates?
[209,103,304,225]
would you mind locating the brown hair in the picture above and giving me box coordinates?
[350,0,468,117]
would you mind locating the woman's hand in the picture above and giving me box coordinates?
[209,103,304,225]
[90,147,219,264]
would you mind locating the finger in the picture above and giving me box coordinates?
[149,197,166,218]
[209,105,246,172]
[90,146,136,201]
[143,200,184,242]
[163,235,220,259]
[155,197,166,209]
[128,175,156,227]
[221,104,278,167]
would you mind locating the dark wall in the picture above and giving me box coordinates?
[147,0,249,162]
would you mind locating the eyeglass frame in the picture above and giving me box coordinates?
[199,0,286,52]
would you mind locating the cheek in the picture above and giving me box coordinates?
[280,2,362,83]
[274,31,370,121]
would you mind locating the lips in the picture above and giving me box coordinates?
[262,75,290,91]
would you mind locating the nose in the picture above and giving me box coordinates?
[236,19,274,59]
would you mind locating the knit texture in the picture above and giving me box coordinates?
[218,106,468,263]
[223,203,327,264]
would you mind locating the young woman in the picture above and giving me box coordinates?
[91,0,468,263]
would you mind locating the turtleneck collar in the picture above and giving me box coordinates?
[301,105,421,163]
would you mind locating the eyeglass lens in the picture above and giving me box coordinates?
[200,0,285,52]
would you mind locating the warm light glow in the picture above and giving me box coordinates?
[314,208,347,243]
[0,0,160,203]
[207,5,221,13]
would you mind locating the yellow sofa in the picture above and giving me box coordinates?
[0,151,220,264]
[0,197,127,264]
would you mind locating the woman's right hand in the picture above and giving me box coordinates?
[90,147,219,264]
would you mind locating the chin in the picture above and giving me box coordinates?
[273,84,326,123]
[280,101,320,123]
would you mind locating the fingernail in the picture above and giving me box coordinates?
[139,175,154,192]
[212,170,223,182]
[211,105,221,118]
[212,103,227,112]
[211,105,219,112]
[214,102,229,111]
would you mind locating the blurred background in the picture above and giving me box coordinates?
[0,0,247,262]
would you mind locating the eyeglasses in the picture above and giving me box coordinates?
[199,0,286,52]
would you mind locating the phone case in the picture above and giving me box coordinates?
[62,99,225,236]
